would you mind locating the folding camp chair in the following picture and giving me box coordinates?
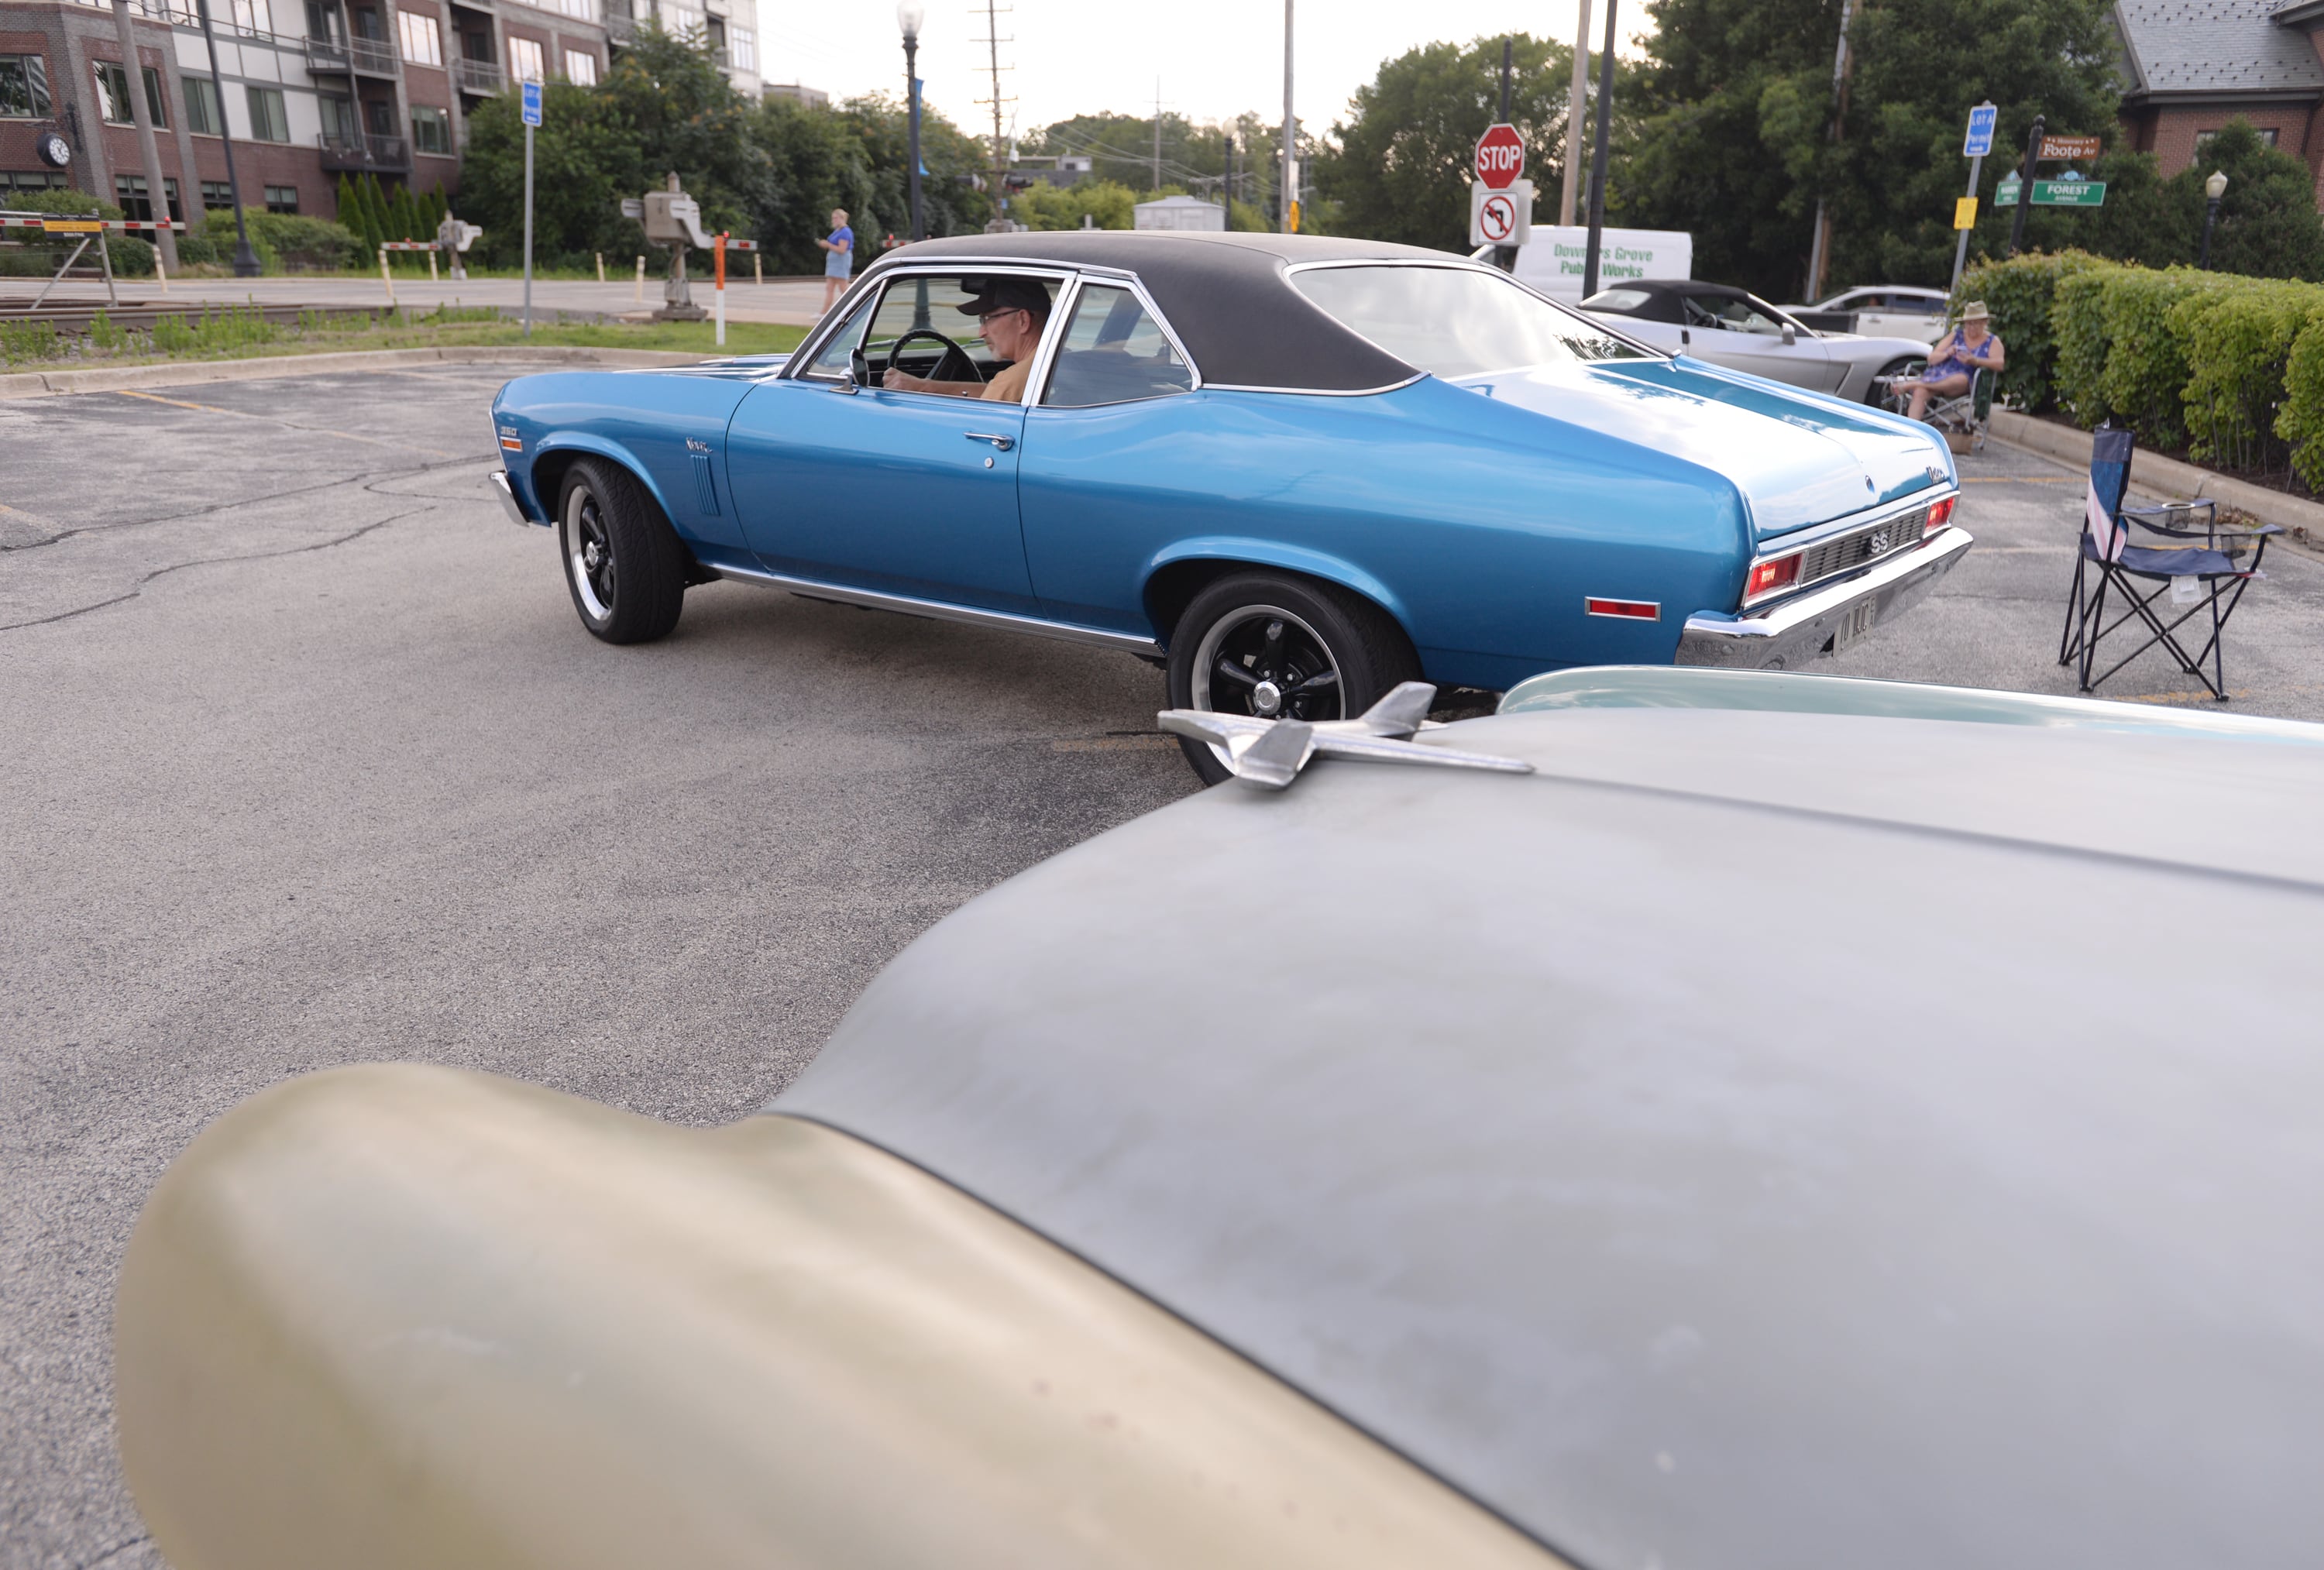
[2058,425,2278,701]
[1882,366,1992,453]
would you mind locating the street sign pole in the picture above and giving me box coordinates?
[1952,101,1995,296]
[521,79,542,341]
[1582,0,1618,297]
[2006,113,2042,259]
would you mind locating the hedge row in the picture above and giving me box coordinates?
[1959,251,2324,486]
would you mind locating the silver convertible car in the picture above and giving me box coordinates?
[115,668,2324,1569]
[1581,278,1930,402]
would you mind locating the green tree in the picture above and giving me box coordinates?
[831,92,997,251]
[1618,0,2120,297]
[456,26,771,269]
[1012,178,1140,230]
[1312,34,1573,252]
[2172,119,2324,280]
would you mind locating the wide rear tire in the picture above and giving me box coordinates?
[557,458,687,644]
[1165,572,1420,786]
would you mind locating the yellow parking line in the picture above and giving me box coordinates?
[112,389,452,457]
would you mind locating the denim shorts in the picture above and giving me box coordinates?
[824,251,851,279]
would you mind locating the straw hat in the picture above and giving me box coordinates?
[1961,301,1990,321]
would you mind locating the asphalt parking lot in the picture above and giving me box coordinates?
[6,366,2324,1568]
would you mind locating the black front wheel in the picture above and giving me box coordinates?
[1166,572,1420,786]
[557,458,687,644]
[1869,355,1926,408]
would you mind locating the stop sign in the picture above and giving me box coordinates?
[1475,123,1524,191]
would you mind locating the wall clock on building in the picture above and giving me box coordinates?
[36,132,72,169]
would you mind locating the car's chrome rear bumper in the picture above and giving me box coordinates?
[489,469,536,527]
[1676,526,1972,670]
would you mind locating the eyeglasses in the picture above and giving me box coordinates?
[977,307,1027,328]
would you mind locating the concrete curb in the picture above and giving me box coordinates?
[1989,408,2324,544]
[0,345,713,400]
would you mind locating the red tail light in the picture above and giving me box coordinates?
[1584,597,1660,620]
[1744,553,1801,603]
[1925,493,1957,534]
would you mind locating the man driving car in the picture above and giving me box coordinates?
[882,277,1051,404]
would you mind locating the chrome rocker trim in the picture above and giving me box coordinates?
[1677,524,1973,670]
[711,560,1164,656]
[489,470,535,527]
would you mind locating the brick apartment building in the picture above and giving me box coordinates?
[2116,0,2324,194]
[0,0,758,228]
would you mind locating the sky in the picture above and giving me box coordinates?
[751,0,1653,148]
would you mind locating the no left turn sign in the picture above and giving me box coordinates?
[1478,193,1518,242]
[1469,179,1534,247]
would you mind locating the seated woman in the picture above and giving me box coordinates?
[1906,301,2004,421]
[881,278,1052,404]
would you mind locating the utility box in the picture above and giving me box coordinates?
[640,177,714,249]
[1133,195,1226,232]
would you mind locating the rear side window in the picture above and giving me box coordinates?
[1295,265,1648,378]
[1043,284,1195,407]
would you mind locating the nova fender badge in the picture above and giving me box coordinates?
[686,438,712,453]
[1158,682,1534,792]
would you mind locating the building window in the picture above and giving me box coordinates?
[2196,126,2279,149]
[245,84,290,141]
[2,170,73,195]
[264,184,300,213]
[319,92,356,139]
[508,36,544,82]
[552,0,594,18]
[305,0,342,40]
[200,179,239,208]
[411,104,449,153]
[729,26,755,72]
[113,173,183,222]
[1,54,53,119]
[397,10,442,66]
[184,75,222,134]
[93,60,134,124]
[563,49,597,85]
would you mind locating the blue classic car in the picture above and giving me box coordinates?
[490,232,1970,779]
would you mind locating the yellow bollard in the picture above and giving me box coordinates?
[380,246,396,307]
[596,252,605,283]
[755,252,762,287]
[155,252,169,294]
[634,255,645,302]
[428,245,438,283]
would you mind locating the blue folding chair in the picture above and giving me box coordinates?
[2058,426,2278,701]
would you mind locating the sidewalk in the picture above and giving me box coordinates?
[5,273,834,327]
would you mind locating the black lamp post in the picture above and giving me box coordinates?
[2200,170,2229,270]
[898,2,925,243]
[194,0,260,277]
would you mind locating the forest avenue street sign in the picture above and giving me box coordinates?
[1996,174,2106,208]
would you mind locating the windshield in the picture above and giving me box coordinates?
[1290,264,1652,379]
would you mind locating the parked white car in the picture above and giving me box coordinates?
[1582,280,1931,404]
[1792,285,1951,345]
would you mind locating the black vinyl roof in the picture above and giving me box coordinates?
[858,231,1450,392]
[1586,277,1752,324]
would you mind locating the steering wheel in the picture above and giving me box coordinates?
[886,328,984,387]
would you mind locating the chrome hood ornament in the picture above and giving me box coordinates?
[1158,682,1535,791]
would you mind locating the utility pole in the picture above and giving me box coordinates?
[194,0,259,277]
[1803,0,1855,303]
[1280,0,1295,232]
[109,0,177,267]
[1560,0,1590,225]
[1223,132,1235,223]
[974,0,1012,229]
[1581,0,1618,296]
[1153,79,1163,193]
[1494,38,1517,270]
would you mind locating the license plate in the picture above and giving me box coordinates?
[1832,599,1879,652]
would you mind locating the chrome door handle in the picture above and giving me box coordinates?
[964,431,1015,452]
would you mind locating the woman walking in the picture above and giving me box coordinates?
[817,210,854,311]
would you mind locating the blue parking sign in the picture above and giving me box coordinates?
[521,80,543,127]
[1964,101,1996,158]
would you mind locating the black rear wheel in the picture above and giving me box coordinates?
[1165,572,1419,786]
[557,458,687,644]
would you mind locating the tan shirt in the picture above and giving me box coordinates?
[981,359,1033,403]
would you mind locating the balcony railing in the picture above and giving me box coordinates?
[318,132,411,172]
[304,34,400,77]
[452,58,504,94]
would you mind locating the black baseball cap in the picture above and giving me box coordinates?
[955,277,1050,318]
